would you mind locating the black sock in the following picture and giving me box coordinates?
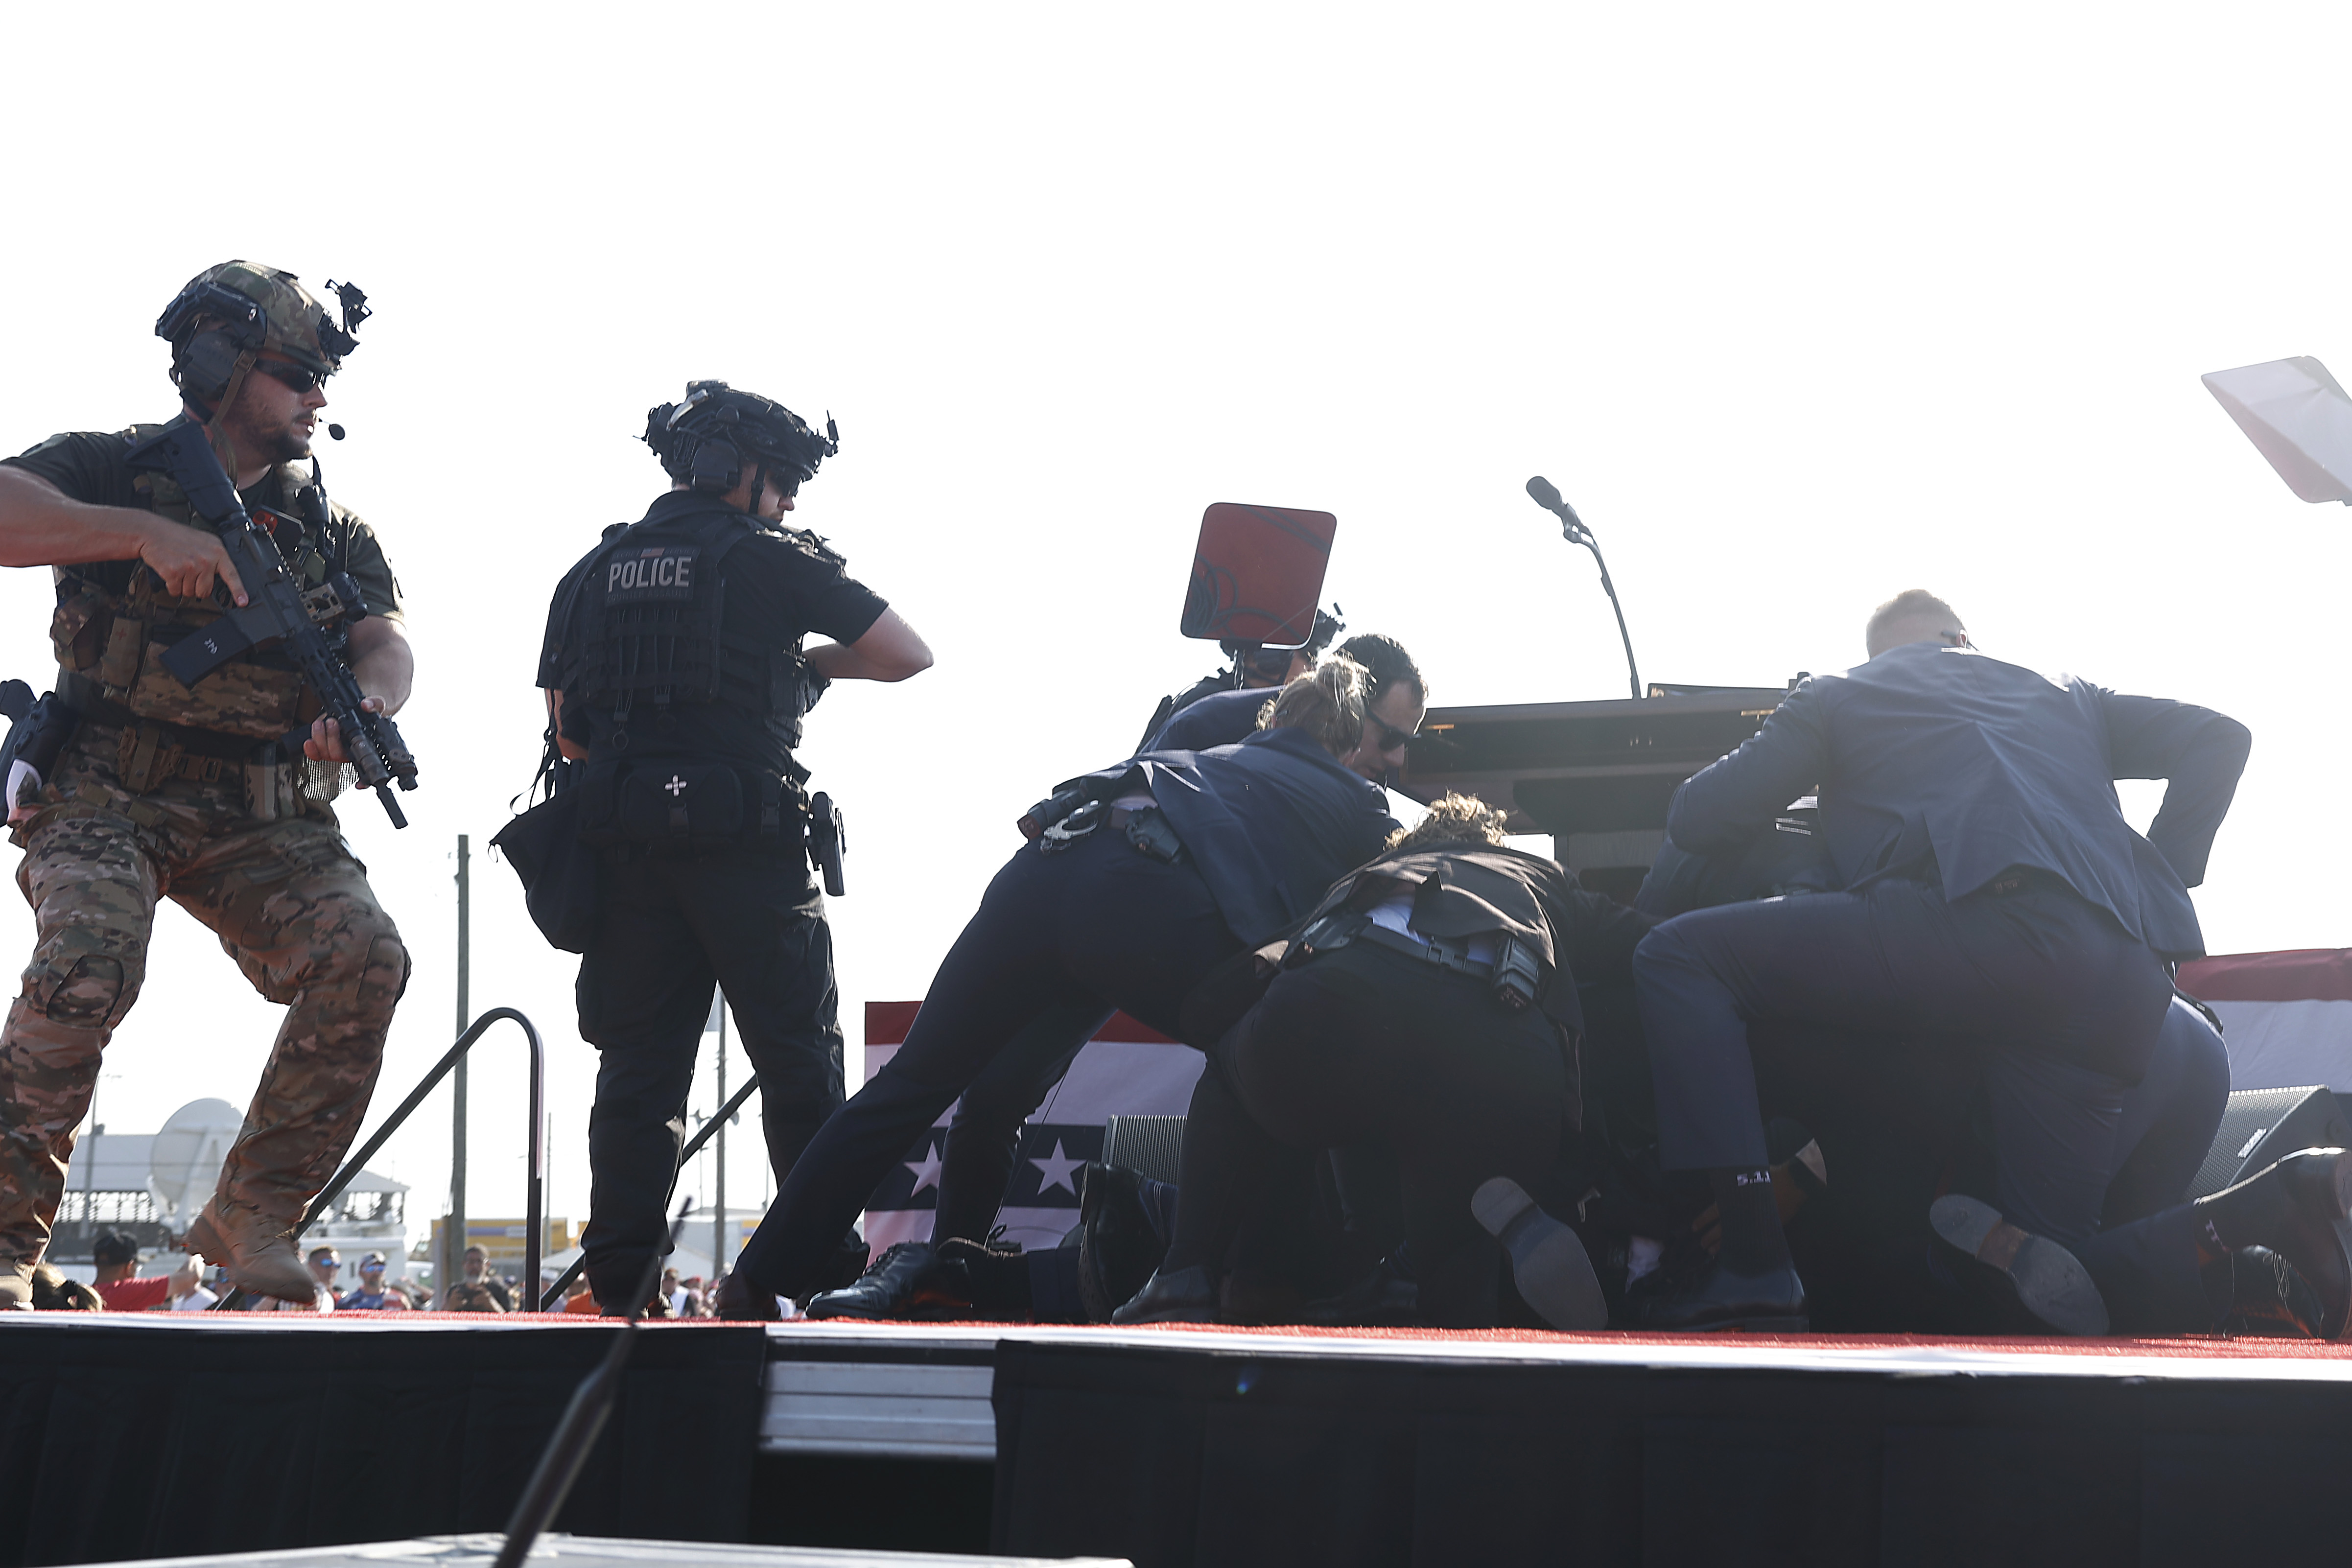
[2192,1165,2292,1256]
[1710,1167,1791,1274]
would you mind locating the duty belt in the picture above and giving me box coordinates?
[1287,911,1543,1011]
[58,680,279,794]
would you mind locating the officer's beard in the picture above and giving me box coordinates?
[218,391,315,468]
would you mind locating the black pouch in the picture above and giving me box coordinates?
[617,762,745,843]
[492,787,600,954]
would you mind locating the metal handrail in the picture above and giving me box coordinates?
[213,1007,545,1311]
[537,1072,758,1310]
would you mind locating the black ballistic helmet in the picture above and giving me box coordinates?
[644,380,839,495]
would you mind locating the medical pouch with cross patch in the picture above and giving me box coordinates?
[620,761,743,841]
[572,756,809,850]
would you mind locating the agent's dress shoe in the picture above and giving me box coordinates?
[1111,1265,1218,1325]
[713,1270,782,1321]
[1473,1177,1607,1331]
[2217,1147,2352,1339]
[804,1242,938,1320]
[1929,1194,2108,1336]
[1633,1260,1809,1332]
[1303,1256,1420,1327]
[186,1199,329,1309]
[2221,1246,2325,1338]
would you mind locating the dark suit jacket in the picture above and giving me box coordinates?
[1668,643,2250,959]
[1068,726,1397,946]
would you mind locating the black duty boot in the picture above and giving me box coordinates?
[2194,1148,2352,1340]
[933,1239,1034,1319]
[2220,1246,2326,1338]
[1110,1265,1218,1325]
[1473,1177,1606,1332]
[1078,1162,1171,1322]
[1928,1195,2108,1336]
[804,1242,938,1320]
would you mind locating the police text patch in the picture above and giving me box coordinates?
[606,545,699,602]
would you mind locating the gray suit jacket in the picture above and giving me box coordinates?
[1667,643,2251,959]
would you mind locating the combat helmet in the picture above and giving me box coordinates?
[155,261,370,412]
[644,380,839,499]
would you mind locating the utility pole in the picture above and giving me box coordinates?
[713,1003,728,1279]
[448,834,470,1301]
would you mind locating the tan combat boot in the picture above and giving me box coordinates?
[0,1256,34,1311]
[186,1199,330,1309]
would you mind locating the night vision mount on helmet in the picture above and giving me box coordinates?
[644,381,839,500]
[154,262,370,417]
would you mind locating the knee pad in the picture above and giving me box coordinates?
[26,938,143,1028]
[361,931,412,1009]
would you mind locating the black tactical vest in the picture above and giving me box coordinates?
[554,501,824,776]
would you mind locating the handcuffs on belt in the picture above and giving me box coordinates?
[1038,798,1184,864]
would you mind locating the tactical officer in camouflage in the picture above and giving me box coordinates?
[0,261,414,1309]
[539,381,930,1312]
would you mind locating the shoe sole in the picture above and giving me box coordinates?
[1930,1194,2109,1336]
[1473,1177,1606,1332]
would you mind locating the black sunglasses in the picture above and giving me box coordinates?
[1367,712,1419,752]
[252,358,331,394]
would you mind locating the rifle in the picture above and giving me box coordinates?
[120,420,419,828]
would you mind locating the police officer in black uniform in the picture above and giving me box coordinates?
[537,381,932,1312]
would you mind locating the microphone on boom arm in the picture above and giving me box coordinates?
[1525,474,1643,701]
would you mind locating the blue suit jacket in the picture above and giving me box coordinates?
[1069,726,1397,946]
[1668,643,2250,959]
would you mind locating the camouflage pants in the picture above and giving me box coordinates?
[0,724,410,1262]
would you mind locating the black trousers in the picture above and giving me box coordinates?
[734,828,1240,1298]
[576,844,843,1306]
[932,997,1109,1245]
[1165,946,1573,1327]
[1634,874,2172,1250]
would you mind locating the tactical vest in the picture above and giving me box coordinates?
[554,503,829,775]
[49,425,351,741]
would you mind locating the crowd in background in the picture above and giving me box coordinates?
[62,1231,739,1317]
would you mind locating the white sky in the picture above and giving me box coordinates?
[4,6,2347,1246]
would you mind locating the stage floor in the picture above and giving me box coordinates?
[6,1311,2348,1566]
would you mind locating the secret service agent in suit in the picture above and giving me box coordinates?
[1636,789,2243,1334]
[1631,589,2251,1332]
[1117,794,1655,1329]
[716,660,1399,1317]
[923,636,1430,1258]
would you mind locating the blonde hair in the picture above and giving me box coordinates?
[1385,792,1509,851]
[1264,657,1369,758]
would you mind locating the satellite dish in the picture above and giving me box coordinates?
[147,1099,242,1228]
